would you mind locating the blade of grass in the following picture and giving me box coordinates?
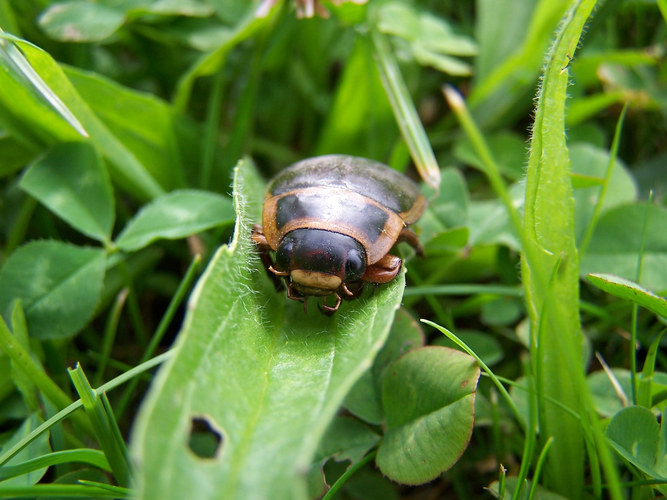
[199,70,224,190]
[442,85,523,237]
[115,254,201,419]
[403,284,523,297]
[0,351,171,468]
[0,449,109,481]
[629,191,653,403]
[0,308,90,433]
[421,319,524,430]
[637,331,666,408]
[579,102,629,256]
[370,29,440,190]
[68,364,131,487]
[173,6,280,112]
[0,483,128,498]
[94,288,128,387]
[527,437,554,500]
[321,451,376,500]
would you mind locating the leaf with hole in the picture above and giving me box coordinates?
[0,241,105,339]
[20,142,114,244]
[130,159,407,500]
[376,346,479,484]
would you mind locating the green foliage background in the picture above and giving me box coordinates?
[0,0,666,499]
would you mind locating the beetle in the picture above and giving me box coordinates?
[251,154,427,314]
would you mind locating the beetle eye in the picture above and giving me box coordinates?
[276,238,295,271]
[344,249,365,281]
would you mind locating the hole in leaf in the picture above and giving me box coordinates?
[188,416,223,459]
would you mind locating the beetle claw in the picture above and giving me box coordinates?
[318,294,342,316]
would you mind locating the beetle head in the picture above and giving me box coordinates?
[275,229,366,295]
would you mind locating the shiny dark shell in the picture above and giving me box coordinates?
[261,155,427,265]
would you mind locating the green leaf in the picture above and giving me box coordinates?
[64,67,186,191]
[580,204,667,292]
[376,346,479,484]
[20,142,114,244]
[115,189,234,251]
[0,132,38,178]
[344,308,424,424]
[0,36,86,145]
[453,131,527,181]
[0,241,106,339]
[130,159,406,500]
[1,35,163,200]
[570,143,637,243]
[0,414,51,487]
[586,273,667,318]
[411,42,472,76]
[587,369,632,418]
[606,405,665,480]
[315,416,380,466]
[38,2,126,43]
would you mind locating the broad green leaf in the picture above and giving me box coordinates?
[2,36,163,200]
[453,131,527,181]
[467,183,523,250]
[20,142,114,244]
[344,308,424,424]
[38,2,126,43]
[586,273,667,318]
[377,346,479,484]
[64,66,186,191]
[0,242,106,339]
[131,159,406,500]
[419,168,469,240]
[377,2,477,58]
[570,143,637,243]
[0,132,35,177]
[115,189,234,251]
[606,405,665,480]
[315,416,379,466]
[0,414,51,487]
[411,43,472,76]
[132,0,214,17]
[581,204,667,292]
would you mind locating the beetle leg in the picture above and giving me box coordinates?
[319,293,342,316]
[341,282,355,297]
[251,225,285,291]
[397,227,424,256]
[362,254,402,284]
[340,281,364,300]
